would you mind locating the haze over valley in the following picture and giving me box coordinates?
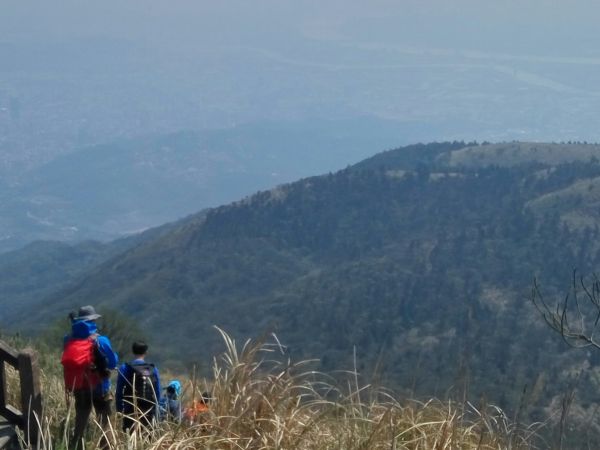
[3,1,600,249]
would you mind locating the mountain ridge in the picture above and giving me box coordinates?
[4,141,600,425]
[1,119,405,252]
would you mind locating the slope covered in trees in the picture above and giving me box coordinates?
[4,141,600,441]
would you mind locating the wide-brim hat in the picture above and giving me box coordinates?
[75,305,101,321]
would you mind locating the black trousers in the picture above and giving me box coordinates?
[72,388,111,450]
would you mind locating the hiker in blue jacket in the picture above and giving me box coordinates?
[116,341,161,431]
[63,305,118,450]
[159,380,183,423]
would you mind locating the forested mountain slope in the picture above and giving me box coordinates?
[5,141,600,438]
[0,215,194,320]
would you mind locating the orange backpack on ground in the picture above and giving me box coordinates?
[184,399,210,425]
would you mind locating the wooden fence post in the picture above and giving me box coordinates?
[0,360,6,415]
[18,350,42,447]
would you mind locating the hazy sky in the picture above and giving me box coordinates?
[3,0,600,55]
[3,0,600,153]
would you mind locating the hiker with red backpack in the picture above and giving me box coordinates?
[116,341,161,432]
[61,305,119,450]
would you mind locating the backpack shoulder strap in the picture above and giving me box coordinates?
[129,362,155,369]
[130,362,155,374]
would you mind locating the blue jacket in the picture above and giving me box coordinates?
[64,320,119,396]
[115,359,161,413]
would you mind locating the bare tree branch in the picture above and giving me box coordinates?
[531,270,600,351]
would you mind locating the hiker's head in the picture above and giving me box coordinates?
[201,391,212,405]
[74,305,101,322]
[132,341,148,357]
[166,380,181,398]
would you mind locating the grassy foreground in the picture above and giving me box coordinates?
[7,329,540,450]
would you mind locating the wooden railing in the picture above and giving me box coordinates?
[0,340,42,447]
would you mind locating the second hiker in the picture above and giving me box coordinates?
[116,341,161,432]
[159,380,183,423]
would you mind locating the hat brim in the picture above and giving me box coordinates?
[76,313,101,321]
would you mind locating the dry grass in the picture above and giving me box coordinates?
[9,328,539,449]
[447,142,600,168]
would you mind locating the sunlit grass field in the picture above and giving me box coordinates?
[6,329,539,449]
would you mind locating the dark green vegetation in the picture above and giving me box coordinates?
[0,218,186,321]
[5,141,600,445]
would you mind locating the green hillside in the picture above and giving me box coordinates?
[6,141,600,444]
[0,217,190,321]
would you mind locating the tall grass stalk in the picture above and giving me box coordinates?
[10,328,537,449]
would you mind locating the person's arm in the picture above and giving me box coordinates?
[115,364,127,412]
[96,336,118,369]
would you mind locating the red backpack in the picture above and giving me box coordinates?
[61,336,101,391]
